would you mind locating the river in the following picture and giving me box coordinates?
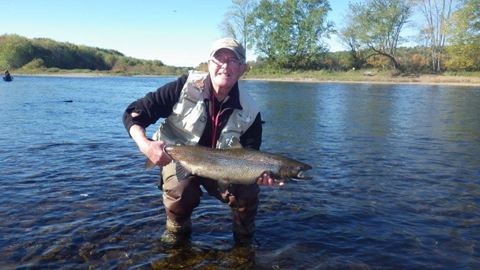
[1,76,479,269]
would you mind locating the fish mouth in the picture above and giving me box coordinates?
[294,170,313,180]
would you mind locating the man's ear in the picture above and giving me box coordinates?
[239,63,248,76]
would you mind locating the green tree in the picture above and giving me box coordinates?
[0,35,35,69]
[21,58,46,70]
[250,0,333,69]
[445,0,480,70]
[219,0,257,53]
[446,0,479,43]
[338,13,365,69]
[347,0,415,70]
[446,43,480,71]
[416,0,460,72]
[31,38,76,69]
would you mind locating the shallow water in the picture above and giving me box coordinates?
[1,76,479,269]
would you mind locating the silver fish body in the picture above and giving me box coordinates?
[162,143,312,185]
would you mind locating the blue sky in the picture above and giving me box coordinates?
[1,0,359,67]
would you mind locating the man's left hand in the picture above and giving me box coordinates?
[257,173,284,187]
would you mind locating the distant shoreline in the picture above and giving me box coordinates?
[12,72,480,87]
[244,75,480,87]
[15,73,108,77]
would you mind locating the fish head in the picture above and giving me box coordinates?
[279,160,313,180]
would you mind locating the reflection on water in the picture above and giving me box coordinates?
[0,76,479,269]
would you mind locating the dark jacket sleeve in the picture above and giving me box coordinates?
[122,74,188,134]
[240,112,263,151]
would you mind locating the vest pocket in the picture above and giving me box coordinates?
[182,102,206,135]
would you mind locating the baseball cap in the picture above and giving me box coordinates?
[210,38,246,63]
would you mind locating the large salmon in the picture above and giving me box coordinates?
[146,138,312,185]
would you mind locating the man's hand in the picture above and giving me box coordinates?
[143,140,172,167]
[129,124,172,168]
[257,173,284,187]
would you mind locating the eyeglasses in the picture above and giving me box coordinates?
[210,57,242,69]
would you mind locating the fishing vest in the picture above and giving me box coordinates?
[152,70,259,149]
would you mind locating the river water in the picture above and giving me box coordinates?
[1,76,479,269]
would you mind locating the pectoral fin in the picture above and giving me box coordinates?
[175,162,192,182]
[217,180,230,194]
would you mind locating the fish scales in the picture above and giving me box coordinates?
[175,148,282,184]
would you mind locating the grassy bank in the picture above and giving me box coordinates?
[244,69,480,86]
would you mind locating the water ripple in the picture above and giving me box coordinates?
[1,77,479,269]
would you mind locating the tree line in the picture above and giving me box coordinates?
[0,34,189,75]
[221,0,480,72]
[2,0,478,74]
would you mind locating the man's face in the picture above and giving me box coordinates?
[208,49,246,97]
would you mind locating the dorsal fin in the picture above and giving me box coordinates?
[226,137,243,149]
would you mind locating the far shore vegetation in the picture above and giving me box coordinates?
[2,0,479,86]
[0,12,480,85]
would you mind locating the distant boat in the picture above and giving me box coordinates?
[3,76,13,81]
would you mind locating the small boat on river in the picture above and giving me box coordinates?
[3,70,13,81]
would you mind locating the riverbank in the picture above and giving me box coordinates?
[10,70,480,86]
[244,71,480,86]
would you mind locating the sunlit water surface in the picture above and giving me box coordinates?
[1,76,479,269]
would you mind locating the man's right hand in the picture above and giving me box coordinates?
[143,140,172,168]
[129,124,172,168]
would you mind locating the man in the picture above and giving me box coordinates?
[122,38,280,245]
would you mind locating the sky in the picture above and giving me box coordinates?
[1,0,362,67]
